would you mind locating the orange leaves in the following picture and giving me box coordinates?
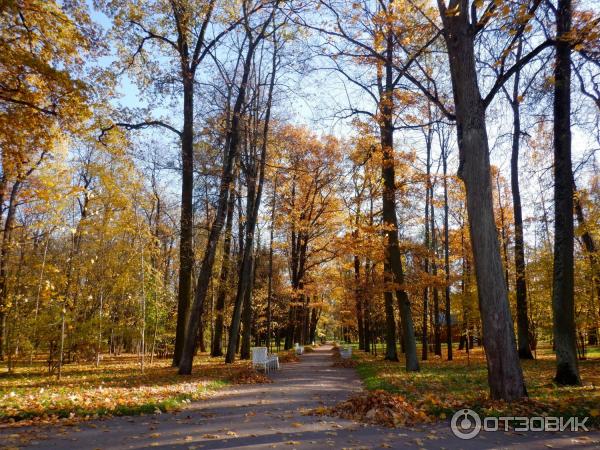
[445,5,460,18]
[277,350,300,364]
[229,368,273,385]
[312,390,430,427]
[393,90,418,107]
[0,0,93,171]
[572,9,600,53]
[331,354,358,368]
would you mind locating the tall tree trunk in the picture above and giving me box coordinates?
[459,216,471,350]
[354,235,365,350]
[58,191,88,378]
[211,177,236,357]
[240,255,255,359]
[178,0,277,374]
[284,304,294,350]
[439,2,526,400]
[364,192,375,354]
[226,31,277,363]
[422,129,431,361]
[285,177,300,351]
[443,144,452,360]
[379,27,419,370]
[431,185,442,356]
[0,180,20,360]
[235,172,257,361]
[178,39,255,374]
[496,174,511,291]
[573,186,600,344]
[309,306,320,344]
[173,76,195,367]
[266,174,277,351]
[508,42,534,360]
[301,297,310,345]
[197,318,206,353]
[363,303,371,351]
[241,240,260,358]
[552,0,580,385]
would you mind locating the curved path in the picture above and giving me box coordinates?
[2,345,599,449]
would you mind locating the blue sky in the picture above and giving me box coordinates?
[85,0,599,249]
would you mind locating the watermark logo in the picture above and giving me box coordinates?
[450,409,589,440]
[451,409,482,439]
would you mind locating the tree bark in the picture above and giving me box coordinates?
[379,26,419,370]
[284,302,295,350]
[496,174,511,292]
[508,43,534,360]
[552,0,580,385]
[211,176,236,357]
[438,0,526,400]
[431,184,441,356]
[422,127,432,361]
[0,180,20,360]
[240,253,255,359]
[309,307,320,344]
[266,174,277,351]
[573,186,600,345]
[353,230,365,351]
[178,33,259,374]
[226,26,277,363]
[173,74,195,367]
[443,144,452,360]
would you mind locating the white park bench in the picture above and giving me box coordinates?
[294,343,304,355]
[340,346,352,359]
[251,347,279,373]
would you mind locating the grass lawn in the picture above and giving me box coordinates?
[352,344,600,427]
[0,354,262,425]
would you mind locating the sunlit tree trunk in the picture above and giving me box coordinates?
[438,0,526,400]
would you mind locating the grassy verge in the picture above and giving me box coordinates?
[0,354,262,425]
[351,345,600,427]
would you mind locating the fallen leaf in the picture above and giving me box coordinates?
[202,434,219,439]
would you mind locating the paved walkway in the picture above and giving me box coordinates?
[1,345,599,449]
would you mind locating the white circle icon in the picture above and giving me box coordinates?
[450,408,482,440]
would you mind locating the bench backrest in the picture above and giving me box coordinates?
[252,347,268,363]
